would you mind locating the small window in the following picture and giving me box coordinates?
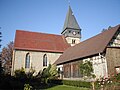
[72,39,76,44]
[25,53,30,68]
[43,54,47,66]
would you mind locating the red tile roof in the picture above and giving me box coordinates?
[55,24,120,65]
[14,30,70,53]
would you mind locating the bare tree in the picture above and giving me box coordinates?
[1,41,14,75]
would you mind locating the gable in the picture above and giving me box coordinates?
[14,30,70,53]
[108,28,120,47]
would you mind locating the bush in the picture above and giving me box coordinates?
[115,73,120,81]
[48,79,63,85]
[49,79,92,88]
[24,84,32,90]
[63,80,91,88]
[14,67,27,81]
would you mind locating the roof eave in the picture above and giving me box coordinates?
[14,47,64,53]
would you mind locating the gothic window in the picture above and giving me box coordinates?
[25,53,30,68]
[43,54,47,66]
[72,39,76,44]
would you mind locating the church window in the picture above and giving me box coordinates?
[43,54,47,66]
[25,53,30,68]
[72,39,76,44]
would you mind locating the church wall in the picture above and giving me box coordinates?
[12,49,62,75]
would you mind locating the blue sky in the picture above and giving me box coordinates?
[0,0,120,51]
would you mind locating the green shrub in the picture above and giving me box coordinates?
[49,79,92,88]
[115,73,120,81]
[14,67,27,80]
[14,68,27,83]
[48,79,63,85]
[63,80,91,88]
[24,84,32,90]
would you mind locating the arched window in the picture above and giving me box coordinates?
[43,54,47,66]
[25,53,30,68]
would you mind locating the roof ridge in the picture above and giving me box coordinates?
[16,30,62,37]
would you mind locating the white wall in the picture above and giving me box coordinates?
[83,55,108,79]
[65,37,80,46]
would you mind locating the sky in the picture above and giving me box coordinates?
[0,0,120,51]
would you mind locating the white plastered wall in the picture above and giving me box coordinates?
[83,55,108,79]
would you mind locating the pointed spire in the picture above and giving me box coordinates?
[62,6,80,33]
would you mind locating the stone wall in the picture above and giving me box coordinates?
[11,50,62,75]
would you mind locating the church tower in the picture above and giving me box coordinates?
[61,6,81,46]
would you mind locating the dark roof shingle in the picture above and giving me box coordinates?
[14,30,70,52]
[62,6,80,33]
[55,25,120,65]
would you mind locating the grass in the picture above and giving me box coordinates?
[46,85,90,90]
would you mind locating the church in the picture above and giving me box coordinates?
[11,6,80,75]
[11,6,120,80]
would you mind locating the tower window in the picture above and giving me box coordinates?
[43,54,47,66]
[25,53,30,68]
[72,39,76,44]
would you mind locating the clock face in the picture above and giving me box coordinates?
[72,31,76,35]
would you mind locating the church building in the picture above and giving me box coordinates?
[11,6,81,75]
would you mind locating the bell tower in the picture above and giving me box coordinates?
[61,6,81,46]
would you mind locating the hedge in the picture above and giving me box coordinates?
[48,79,92,88]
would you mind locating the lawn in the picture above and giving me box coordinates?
[46,85,90,90]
